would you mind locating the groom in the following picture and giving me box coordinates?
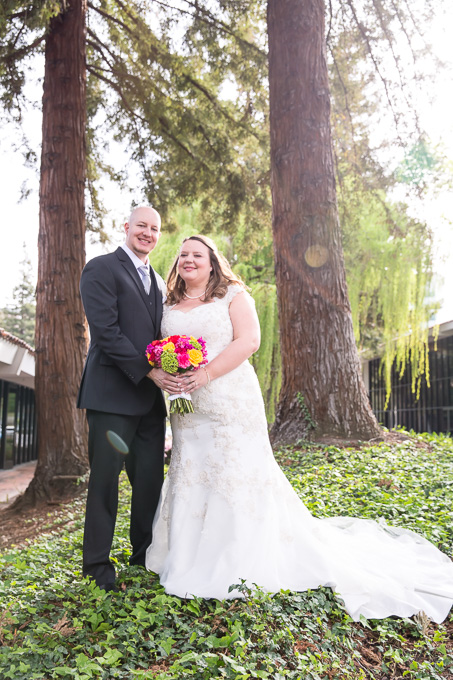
[77,206,178,592]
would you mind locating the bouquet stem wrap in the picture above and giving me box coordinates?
[146,335,208,415]
[168,392,194,414]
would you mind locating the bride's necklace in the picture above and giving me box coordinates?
[183,290,206,300]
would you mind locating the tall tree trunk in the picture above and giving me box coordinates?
[267,0,381,444]
[22,0,89,505]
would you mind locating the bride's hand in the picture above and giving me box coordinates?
[147,367,181,395]
[180,366,210,393]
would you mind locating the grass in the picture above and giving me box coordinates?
[1,431,452,679]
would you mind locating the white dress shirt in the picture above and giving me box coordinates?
[120,243,167,303]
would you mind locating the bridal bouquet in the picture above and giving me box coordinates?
[146,335,208,414]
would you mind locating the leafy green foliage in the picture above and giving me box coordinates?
[277,433,453,554]
[0,0,60,114]
[341,185,437,401]
[296,392,317,433]
[147,5,444,413]
[396,138,452,195]
[82,0,270,235]
[1,0,270,236]
[249,282,281,422]
[1,0,445,407]
[0,247,35,345]
[1,432,452,679]
[328,21,440,401]
[149,204,281,420]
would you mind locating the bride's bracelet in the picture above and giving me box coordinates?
[202,366,211,385]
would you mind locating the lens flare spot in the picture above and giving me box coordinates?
[106,430,129,455]
[304,245,329,268]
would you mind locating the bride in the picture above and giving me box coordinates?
[146,235,453,623]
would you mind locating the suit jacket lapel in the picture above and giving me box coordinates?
[149,265,163,331]
[115,248,157,331]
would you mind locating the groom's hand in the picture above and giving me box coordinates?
[147,368,181,395]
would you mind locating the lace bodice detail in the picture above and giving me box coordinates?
[161,285,264,420]
[162,285,245,362]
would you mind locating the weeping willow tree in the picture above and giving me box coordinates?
[248,283,281,422]
[150,205,281,421]
[149,1,443,427]
[342,186,437,402]
[238,3,444,422]
[328,17,445,405]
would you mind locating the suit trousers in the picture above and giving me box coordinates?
[82,408,165,585]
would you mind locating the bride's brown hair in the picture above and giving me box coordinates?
[166,235,247,305]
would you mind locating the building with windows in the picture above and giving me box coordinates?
[0,328,36,469]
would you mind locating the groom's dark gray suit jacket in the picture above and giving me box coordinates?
[77,246,165,416]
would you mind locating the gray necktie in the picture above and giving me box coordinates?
[138,265,151,295]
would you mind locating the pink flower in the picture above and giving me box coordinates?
[177,353,191,369]
[177,338,191,350]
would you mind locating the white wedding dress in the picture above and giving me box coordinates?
[146,285,453,622]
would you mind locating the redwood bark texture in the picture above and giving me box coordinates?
[267,0,381,444]
[25,0,89,504]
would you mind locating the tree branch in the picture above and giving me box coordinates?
[88,0,261,140]
[328,45,357,148]
[370,0,420,135]
[345,0,403,144]
[326,0,334,46]
[389,0,419,60]
[0,33,46,64]
[87,62,199,162]
[183,73,262,140]
[149,0,267,57]
[87,0,133,36]
[401,0,425,39]
[86,29,118,69]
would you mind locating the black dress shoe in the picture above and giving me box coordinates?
[98,582,120,593]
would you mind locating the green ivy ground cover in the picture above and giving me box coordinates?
[1,431,452,679]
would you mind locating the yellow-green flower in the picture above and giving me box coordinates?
[190,336,202,351]
[161,351,179,374]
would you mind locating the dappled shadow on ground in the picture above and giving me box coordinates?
[313,428,430,449]
[0,489,87,552]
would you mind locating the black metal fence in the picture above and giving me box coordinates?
[368,334,453,434]
[0,379,37,469]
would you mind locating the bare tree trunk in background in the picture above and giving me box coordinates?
[20,0,89,506]
[267,0,381,445]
